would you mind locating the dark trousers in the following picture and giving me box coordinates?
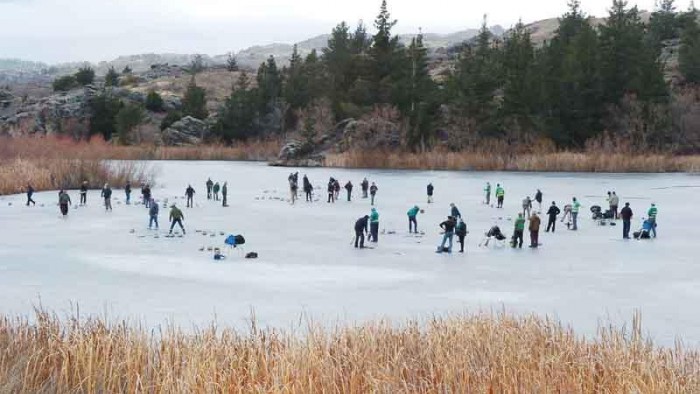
[371,194,376,205]
[623,220,631,239]
[104,198,112,211]
[409,216,417,233]
[80,193,86,205]
[214,192,219,201]
[370,222,379,242]
[612,205,618,219]
[347,190,351,201]
[457,234,466,252]
[186,196,193,208]
[546,217,556,232]
[170,219,185,233]
[207,187,212,200]
[362,189,368,198]
[354,230,365,248]
[27,195,35,206]
[222,194,227,206]
[530,230,539,247]
[513,230,523,248]
[486,194,490,205]
[306,191,312,202]
[125,192,131,204]
[149,215,159,229]
[497,196,504,208]
[60,203,69,216]
[327,193,334,203]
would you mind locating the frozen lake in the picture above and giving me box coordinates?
[0,161,698,345]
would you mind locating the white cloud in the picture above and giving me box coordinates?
[0,0,672,63]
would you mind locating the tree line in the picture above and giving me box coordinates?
[212,0,700,153]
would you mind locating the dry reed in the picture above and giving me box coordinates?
[326,150,700,173]
[0,310,697,393]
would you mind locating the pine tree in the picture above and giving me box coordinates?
[256,56,282,114]
[105,67,119,87]
[182,77,208,119]
[679,6,700,83]
[649,0,679,43]
[403,33,438,150]
[499,22,537,134]
[88,93,122,140]
[115,103,145,145]
[323,22,353,116]
[75,66,95,86]
[145,91,164,112]
[214,71,259,142]
[370,0,401,103]
[283,44,310,111]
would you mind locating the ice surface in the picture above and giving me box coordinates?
[1,161,699,345]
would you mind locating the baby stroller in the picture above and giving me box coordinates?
[481,226,507,247]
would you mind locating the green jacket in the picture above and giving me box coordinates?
[370,210,379,223]
[496,187,504,197]
[59,193,71,205]
[572,201,581,213]
[484,184,491,194]
[170,207,184,221]
[648,206,658,218]
[514,217,525,231]
[407,207,420,217]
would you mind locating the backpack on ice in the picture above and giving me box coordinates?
[225,234,245,247]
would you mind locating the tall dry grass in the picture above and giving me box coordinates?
[0,136,281,195]
[326,150,700,172]
[0,310,697,392]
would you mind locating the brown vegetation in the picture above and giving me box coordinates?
[0,310,697,392]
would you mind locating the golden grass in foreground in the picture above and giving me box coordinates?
[326,150,700,172]
[0,311,698,393]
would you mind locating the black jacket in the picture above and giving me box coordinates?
[547,205,561,218]
[535,191,543,203]
[440,219,456,233]
[355,217,369,232]
[427,184,434,196]
[186,187,195,197]
[620,206,633,221]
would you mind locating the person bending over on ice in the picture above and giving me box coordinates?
[354,215,370,248]
[185,185,195,208]
[361,178,369,199]
[561,203,572,224]
[169,204,186,235]
[370,182,378,206]
[206,178,213,200]
[58,190,71,217]
[344,181,353,202]
[148,198,159,229]
[512,213,525,249]
[79,181,88,205]
[456,218,467,253]
[438,216,457,254]
[213,182,220,201]
[484,225,506,247]
[546,201,560,232]
[407,205,420,233]
[222,182,229,207]
[26,184,36,206]
[369,208,380,243]
[450,203,461,220]
[101,183,113,211]
[529,213,541,248]
[427,183,434,204]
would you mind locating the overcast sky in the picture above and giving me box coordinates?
[0,0,678,64]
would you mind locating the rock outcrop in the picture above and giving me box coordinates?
[161,116,210,146]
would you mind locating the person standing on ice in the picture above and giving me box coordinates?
[125,180,132,205]
[354,215,370,248]
[289,177,298,205]
[438,216,457,253]
[213,182,220,201]
[344,181,353,202]
[222,182,229,207]
[148,198,159,229]
[456,218,467,253]
[450,203,461,220]
[58,190,71,217]
[571,197,581,230]
[484,182,491,205]
[545,201,561,232]
[534,189,543,212]
[79,181,88,205]
[512,213,525,248]
[610,192,620,220]
[529,213,541,248]
[370,182,378,206]
[101,183,113,211]
[522,196,532,218]
[185,185,195,208]
[427,183,434,204]
[206,178,213,200]
[26,184,36,206]
[168,204,186,235]
[407,205,420,233]
[303,175,313,202]
[496,184,505,208]
[620,202,633,239]
[361,178,369,199]
[647,203,658,238]
[369,208,380,243]
[142,184,152,208]
[333,179,341,201]
[327,178,335,203]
